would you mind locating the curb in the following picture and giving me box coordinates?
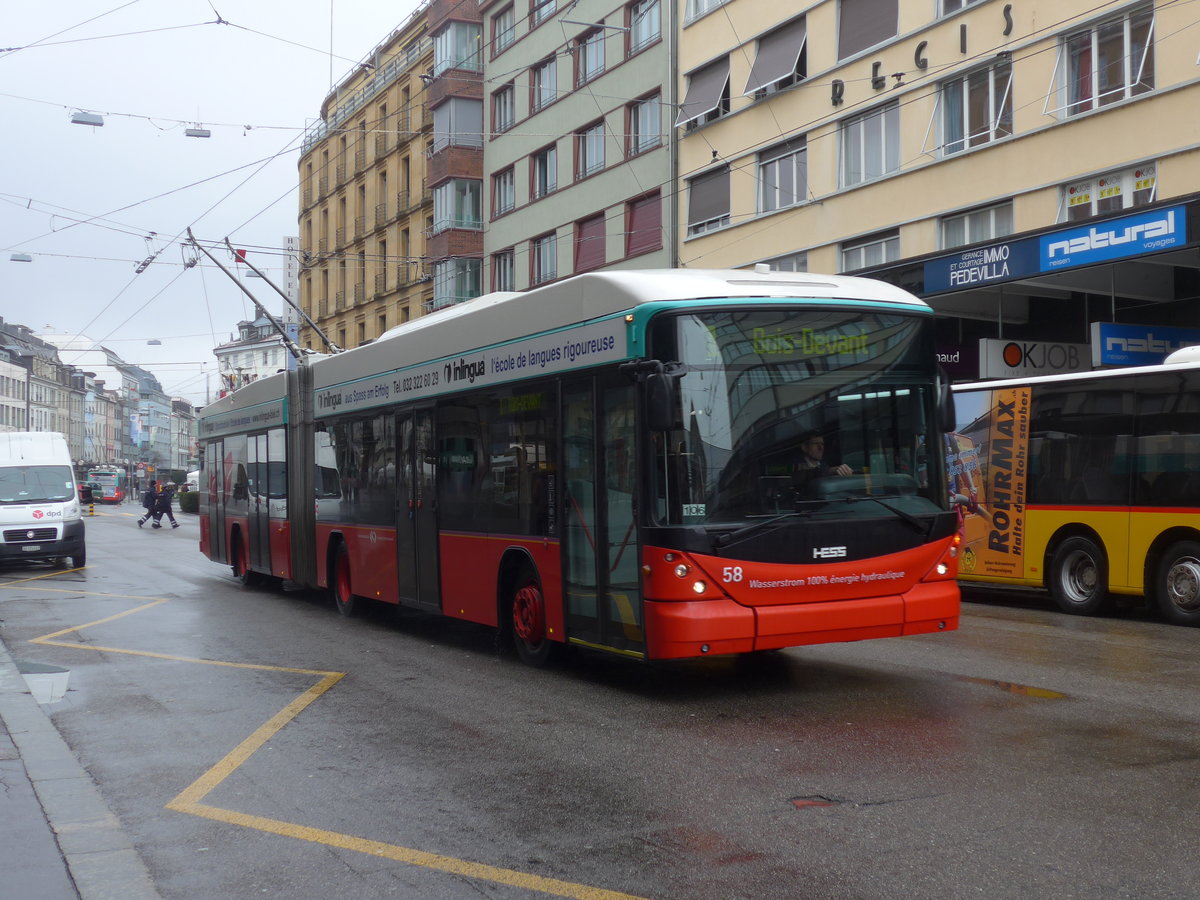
[0,637,161,900]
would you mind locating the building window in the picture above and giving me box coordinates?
[942,61,1012,155]
[628,93,660,155]
[628,0,660,54]
[626,191,662,257]
[492,5,515,54]
[1060,4,1154,117]
[432,179,482,233]
[575,214,606,272]
[532,233,557,284]
[433,22,482,76]
[492,167,515,216]
[432,258,481,309]
[941,0,984,12]
[433,98,483,151]
[576,30,604,86]
[532,0,556,26]
[532,145,557,198]
[841,230,899,271]
[1061,163,1157,222]
[758,137,806,214]
[492,250,515,291]
[675,58,730,128]
[838,0,898,60]
[758,251,807,272]
[686,165,730,236]
[576,122,605,179]
[686,0,727,23]
[532,57,557,113]
[840,100,899,188]
[744,18,807,98]
[942,202,1014,249]
[492,84,515,134]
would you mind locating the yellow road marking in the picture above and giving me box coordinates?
[7,582,647,899]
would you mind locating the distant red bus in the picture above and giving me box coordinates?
[86,468,127,504]
[197,269,961,666]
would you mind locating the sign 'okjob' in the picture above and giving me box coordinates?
[1041,205,1186,269]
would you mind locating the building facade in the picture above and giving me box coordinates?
[298,3,438,352]
[676,0,1200,378]
[479,0,675,290]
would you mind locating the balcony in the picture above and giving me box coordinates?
[375,272,388,295]
[354,282,366,304]
[335,164,347,185]
[355,149,367,172]
[318,176,329,198]
[319,298,329,316]
[354,216,366,240]
[376,133,390,156]
[375,203,388,229]
[335,227,346,248]
[335,290,345,311]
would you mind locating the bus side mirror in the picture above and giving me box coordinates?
[937,369,956,433]
[646,372,681,431]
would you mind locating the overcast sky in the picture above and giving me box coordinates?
[1,0,422,405]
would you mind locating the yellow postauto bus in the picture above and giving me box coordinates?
[951,349,1200,626]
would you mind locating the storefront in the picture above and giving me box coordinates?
[864,196,1200,382]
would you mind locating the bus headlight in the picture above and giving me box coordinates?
[674,564,690,578]
[692,580,707,594]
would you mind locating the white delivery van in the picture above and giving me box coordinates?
[0,432,86,568]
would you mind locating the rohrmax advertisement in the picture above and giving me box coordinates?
[948,387,1031,579]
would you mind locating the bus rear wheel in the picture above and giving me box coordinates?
[1154,541,1200,626]
[232,534,263,587]
[511,566,554,667]
[332,543,358,618]
[1048,536,1110,616]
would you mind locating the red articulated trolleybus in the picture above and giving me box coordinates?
[197,269,961,665]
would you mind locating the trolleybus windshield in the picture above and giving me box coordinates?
[649,308,945,528]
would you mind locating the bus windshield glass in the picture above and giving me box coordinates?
[650,307,945,526]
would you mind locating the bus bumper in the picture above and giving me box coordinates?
[643,581,959,659]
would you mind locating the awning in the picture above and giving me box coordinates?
[743,18,807,95]
[675,58,730,127]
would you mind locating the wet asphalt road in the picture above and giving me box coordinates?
[1,508,1199,900]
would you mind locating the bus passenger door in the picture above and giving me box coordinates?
[396,407,440,610]
[561,378,644,657]
[208,439,227,563]
[248,433,272,575]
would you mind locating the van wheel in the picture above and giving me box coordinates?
[1048,536,1109,615]
[510,565,555,667]
[1154,541,1200,625]
[71,549,86,569]
[332,543,358,617]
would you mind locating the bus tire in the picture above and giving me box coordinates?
[331,542,358,618]
[510,565,554,667]
[1048,536,1110,615]
[1153,541,1200,626]
[232,533,264,587]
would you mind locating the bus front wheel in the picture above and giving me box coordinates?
[1048,536,1110,615]
[331,543,358,618]
[510,566,554,667]
[1154,541,1200,626]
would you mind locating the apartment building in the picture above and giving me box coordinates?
[298,4,438,351]
[676,0,1200,379]
[479,0,674,290]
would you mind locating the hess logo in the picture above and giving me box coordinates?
[813,546,848,559]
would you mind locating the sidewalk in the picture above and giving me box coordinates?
[0,636,160,900]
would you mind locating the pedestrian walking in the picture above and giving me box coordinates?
[154,484,179,528]
[137,481,157,528]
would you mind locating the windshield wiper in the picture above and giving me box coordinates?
[713,502,826,549]
[841,496,931,536]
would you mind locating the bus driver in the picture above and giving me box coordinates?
[796,432,853,477]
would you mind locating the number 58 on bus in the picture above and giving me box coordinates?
[197,269,962,665]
